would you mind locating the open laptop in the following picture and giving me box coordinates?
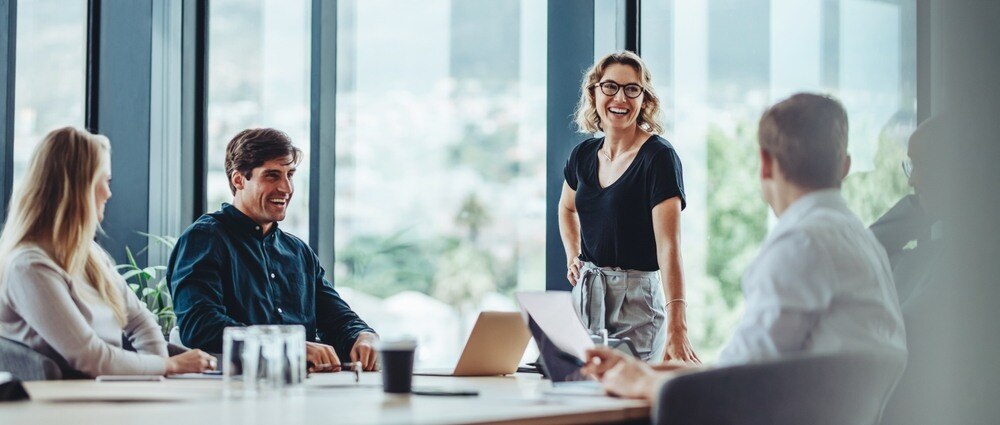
[414,311,531,377]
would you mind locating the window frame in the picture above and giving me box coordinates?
[0,0,15,223]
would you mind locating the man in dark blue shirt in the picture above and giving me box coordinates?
[168,128,377,371]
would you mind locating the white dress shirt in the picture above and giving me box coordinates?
[717,189,907,366]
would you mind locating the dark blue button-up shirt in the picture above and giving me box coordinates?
[168,203,374,357]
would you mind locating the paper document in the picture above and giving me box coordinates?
[515,291,594,361]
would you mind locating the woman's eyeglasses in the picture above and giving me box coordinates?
[594,81,644,99]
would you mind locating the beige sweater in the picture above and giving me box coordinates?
[0,245,167,376]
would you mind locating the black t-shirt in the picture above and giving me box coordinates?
[563,135,686,271]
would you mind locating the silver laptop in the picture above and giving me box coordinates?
[414,311,531,377]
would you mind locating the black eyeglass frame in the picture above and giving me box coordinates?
[593,81,645,99]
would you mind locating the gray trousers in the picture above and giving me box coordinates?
[571,262,667,362]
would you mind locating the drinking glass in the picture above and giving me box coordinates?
[222,326,260,397]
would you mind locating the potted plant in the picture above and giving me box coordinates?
[116,232,177,339]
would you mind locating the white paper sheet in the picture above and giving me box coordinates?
[515,291,594,361]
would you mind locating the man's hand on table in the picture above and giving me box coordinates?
[350,332,379,371]
[306,341,340,372]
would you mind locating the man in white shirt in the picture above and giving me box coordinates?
[581,93,907,400]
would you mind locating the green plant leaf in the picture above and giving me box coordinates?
[139,232,178,250]
[125,246,138,267]
[124,246,146,287]
[121,269,145,281]
[114,232,179,339]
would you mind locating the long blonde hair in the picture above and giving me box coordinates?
[0,127,126,325]
[574,51,664,135]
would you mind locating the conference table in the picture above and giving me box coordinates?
[0,372,652,425]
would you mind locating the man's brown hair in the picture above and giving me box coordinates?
[758,93,849,189]
[225,128,302,195]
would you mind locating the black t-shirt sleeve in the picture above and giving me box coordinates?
[563,142,583,191]
[647,148,687,210]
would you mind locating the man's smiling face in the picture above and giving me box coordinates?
[231,154,296,232]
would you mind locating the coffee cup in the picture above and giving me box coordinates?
[377,339,417,394]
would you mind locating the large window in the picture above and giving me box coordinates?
[12,0,86,184]
[640,0,917,360]
[334,0,547,367]
[206,0,311,239]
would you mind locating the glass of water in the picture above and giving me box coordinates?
[223,325,307,397]
[252,325,307,393]
[280,325,307,386]
[222,326,259,397]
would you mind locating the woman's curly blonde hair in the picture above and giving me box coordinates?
[574,51,664,135]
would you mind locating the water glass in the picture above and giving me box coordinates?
[222,326,259,397]
[222,325,307,397]
[281,325,307,386]
[251,325,307,392]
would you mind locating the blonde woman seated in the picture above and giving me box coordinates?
[0,127,215,377]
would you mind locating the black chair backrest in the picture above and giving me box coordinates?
[0,336,62,381]
[655,351,906,425]
[122,333,188,356]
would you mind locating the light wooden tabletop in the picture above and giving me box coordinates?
[0,373,650,425]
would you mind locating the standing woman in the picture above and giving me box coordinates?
[559,51,698,363]
[0,127,214,377]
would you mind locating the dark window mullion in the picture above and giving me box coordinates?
[625,0,640,54]
[1,0,16,220]
[85,0,101,133]
[193,0,208,220]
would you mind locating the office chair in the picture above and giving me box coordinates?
[654,351,906,425]
[122,333,189,356]
[0,336,62,381]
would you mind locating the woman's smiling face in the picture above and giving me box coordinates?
[594,63,645,132]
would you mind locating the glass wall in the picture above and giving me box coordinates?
[206,0,311,239]
[334,0,547,367]
[640,0,917,360]
[11,0,86,184]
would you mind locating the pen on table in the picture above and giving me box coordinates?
[346,361,361,382]
[312,361,362,382]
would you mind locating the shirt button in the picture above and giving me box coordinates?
[270,273,275,279]
[255,226,260,230]
[277,307,283,314]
